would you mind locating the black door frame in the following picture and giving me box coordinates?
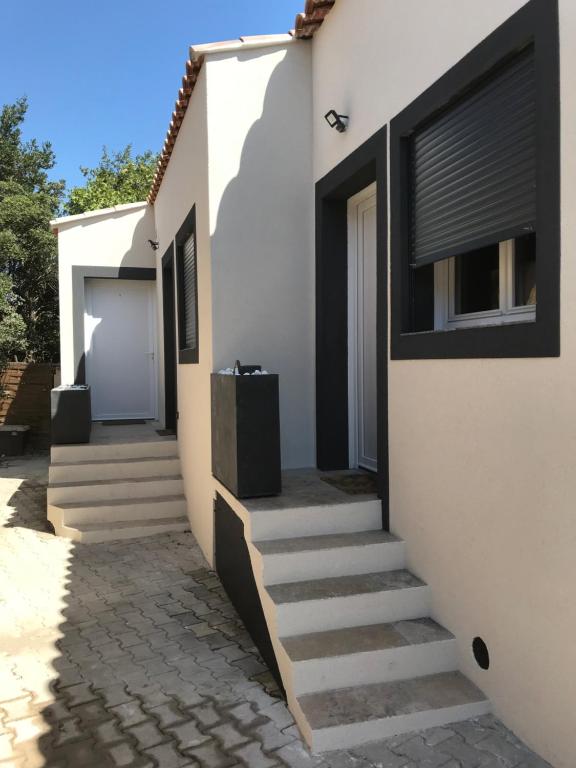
[162,244,178,432]
[315,125,389,529]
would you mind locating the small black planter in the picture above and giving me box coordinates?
[0,425,30,456]
[211,373,281,498]
[51,385,92,445]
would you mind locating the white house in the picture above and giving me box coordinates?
[49,1,575,764]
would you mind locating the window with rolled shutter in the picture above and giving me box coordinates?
[410,46,536,268]
[182,233,197,350]
[175,205,199,363]
[390,0,560,359]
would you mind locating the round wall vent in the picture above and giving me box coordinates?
[472,636,490,670]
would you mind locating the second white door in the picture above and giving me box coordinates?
[348,184,378,471]
[84,278,157,421]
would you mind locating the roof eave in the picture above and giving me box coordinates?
[50,201,149,231]
[148,1,335,204]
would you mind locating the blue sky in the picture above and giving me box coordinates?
[1,0,303,194]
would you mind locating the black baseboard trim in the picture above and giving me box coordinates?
[214,493,285,694]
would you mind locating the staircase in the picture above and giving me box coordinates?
[47,434,189,543]
[236,479,489,752]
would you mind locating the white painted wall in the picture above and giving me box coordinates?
[313,2,575,766]
[207,42,315,470]
[55,204,156,385]
[152,43,314,563]
[153,67,214,561]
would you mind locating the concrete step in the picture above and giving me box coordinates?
[50,439,178,464]
[49,456,181,484]
[263,570,431,636]
[296,671,490,752]
[253,530,405,585]
[249,499,382,542]
[280,618,457,695]
[49,495,187,526]
[61,515,190,544]
[47,475,184,504]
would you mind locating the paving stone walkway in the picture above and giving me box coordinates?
[0,456,551,768]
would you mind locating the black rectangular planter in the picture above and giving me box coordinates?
[0,425,30,456]
[51,386,92,445]
[211,373,281,498]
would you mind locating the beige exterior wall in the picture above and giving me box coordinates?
[313,2,575,766]
[153,67,214,562]
[207,42,315,470]
[55,204,156,385]
[153,43,314,563]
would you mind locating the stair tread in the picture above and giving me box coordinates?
[256,530,399,555]
[298,672,487,730]
[267,570,426,604]
[282,618,453,661]
[72,515,188,532]
[55,495,186,509]
[49,474,182,488]
[51,456,178,467]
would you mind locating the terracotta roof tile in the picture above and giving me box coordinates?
[148,2,335,203]
[293,0,335,40]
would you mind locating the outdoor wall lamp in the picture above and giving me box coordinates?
[324,109,349,133]
[147,239,159,251]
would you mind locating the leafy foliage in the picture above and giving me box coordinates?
[64,146,158,215]
[0,98,63,365]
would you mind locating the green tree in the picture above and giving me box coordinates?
[65,146,158,215]
[0,98,64,365]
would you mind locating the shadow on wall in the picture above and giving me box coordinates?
[0,456,289,767]
[72,211,158,423]
[209,46,314,469]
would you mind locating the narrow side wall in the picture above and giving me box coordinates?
[207,43,315,470]
[153,68,214,562]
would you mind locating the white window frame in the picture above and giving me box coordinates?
[434,239,536,331]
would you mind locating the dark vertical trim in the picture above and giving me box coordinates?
[375,142,389,527]
[315,125,389,529]
[390,0,560,359]
[315,196,348,470]
[162,245,178,432]
[175,205,199,365]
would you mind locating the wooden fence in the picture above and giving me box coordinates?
[0,363,58,450]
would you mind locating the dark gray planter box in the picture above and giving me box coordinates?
[51,386,92,445]
[211,373,281,498]
[0,425,30,456]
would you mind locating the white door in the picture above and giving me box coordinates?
[85,279,157,421]
[348,184,378,471]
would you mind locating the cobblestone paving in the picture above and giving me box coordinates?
[0,456,552,768]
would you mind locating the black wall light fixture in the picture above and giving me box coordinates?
[325,109,349,133]
[147,239,160,251]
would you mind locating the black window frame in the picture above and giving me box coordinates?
[175,205,199,364]
[390,0,560,359]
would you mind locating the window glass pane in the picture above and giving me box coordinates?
[454,244,499,314]
[514,233,536,306]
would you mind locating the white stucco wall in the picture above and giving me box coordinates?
[207,42,315,470]
[55,204,156,385]
[313,2,575,766]
[153,67,214,562]
[152,43,314,563]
